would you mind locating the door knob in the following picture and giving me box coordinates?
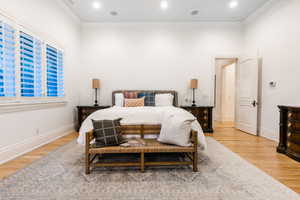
[251,100,258,107]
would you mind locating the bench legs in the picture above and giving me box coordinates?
[141,152,145,172]
[193,152,198,172]
[85,152,197,173]
[85,153,90,174]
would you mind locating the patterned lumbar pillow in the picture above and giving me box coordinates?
[138,92,155,106]
[124,97,145,107]
[123,91,138,99]
[92,118,125,147]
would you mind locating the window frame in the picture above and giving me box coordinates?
[0,12,66,107]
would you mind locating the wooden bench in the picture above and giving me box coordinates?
[85,124,198,174]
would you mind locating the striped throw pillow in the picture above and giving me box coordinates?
[124,97,145,107]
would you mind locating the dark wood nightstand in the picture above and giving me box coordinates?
[181,106,214,133]
[77,105,110,131]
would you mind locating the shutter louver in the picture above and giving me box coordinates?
[20,31,42,97]
[46,45,64,97]
[0,21,16,97]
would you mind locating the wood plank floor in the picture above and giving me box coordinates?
[208,122,300,194]
[0,132,78,179]
[0,126,299,194]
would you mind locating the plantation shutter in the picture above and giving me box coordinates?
[46,45,64,97]
[20,31,42,97]
[0,21,16,97]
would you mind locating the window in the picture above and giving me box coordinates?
[46,45,64,97]
[0,15,64,103]
[0,21,16,97]
[20,31,42,97]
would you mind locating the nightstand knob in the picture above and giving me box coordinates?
[288,112,293,118]
[203,110,208,114]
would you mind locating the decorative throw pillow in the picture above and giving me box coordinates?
[158,115,196,147]
[92,118,125,147]
[114,93,124,107]
[124,91,138,99]
[124,97,145,107]
[155,93,174,106]
[138,92,155,106]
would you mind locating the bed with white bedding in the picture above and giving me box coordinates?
[78,106,207,150]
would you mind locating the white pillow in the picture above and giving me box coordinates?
[158,114,196,147]
[155,93,174,106]
[114,93,124,107]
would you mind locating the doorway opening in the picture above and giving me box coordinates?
[214,58,237,128]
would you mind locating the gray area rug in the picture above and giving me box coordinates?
[0,137,299,200]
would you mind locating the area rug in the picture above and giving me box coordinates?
[0,137,299,200]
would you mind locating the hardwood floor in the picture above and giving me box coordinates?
[207,122,300,194]
[0,132,78,179]
[0,127,299,194]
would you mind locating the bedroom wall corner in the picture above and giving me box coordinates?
[0,0,82,164]
[243,0,300,142]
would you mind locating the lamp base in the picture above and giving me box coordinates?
[94,99,99,107]
[191,88,197,107]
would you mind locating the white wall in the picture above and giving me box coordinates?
[244,0,300,141]
[0,0,81,163]
[79,22,243,106]
[1,0,296,163]
[221,63,235,122]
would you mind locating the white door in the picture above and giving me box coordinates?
[235,58,259,135]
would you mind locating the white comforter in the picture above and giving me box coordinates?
[78,106,207,150]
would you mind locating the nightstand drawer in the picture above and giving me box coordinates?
[77,106,110,131]
[181,106,213,133]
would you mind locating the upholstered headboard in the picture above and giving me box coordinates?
[112,90,178,107]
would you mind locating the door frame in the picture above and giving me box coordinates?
[213,55,262,134]
[213,56,238,126]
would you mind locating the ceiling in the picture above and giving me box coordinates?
[63,0,270,22]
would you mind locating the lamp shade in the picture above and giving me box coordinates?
[190,79,198,89]
[92,79,100,89]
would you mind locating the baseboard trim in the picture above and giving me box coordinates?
[260,127,278,142]
[0,124,75,165]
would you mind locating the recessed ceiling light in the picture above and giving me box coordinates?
[229,0,238,9]
[92,1,101,9]
[160,0,168,10]
[110,11,118,16]
[191,10,199,16]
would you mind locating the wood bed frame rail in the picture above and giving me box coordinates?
[85,124,198,174]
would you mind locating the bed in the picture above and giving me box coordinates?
[79,90,207,173]
[78,90,207,150]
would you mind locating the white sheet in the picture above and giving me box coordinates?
[78,106,207,150]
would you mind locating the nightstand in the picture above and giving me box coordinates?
[181,106,214,133]
[77,105,110,131]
